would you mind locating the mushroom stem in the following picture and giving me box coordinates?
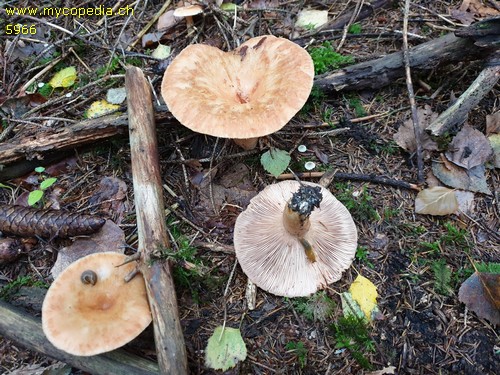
[233,137,259,150]
[283,184,323,262]
[283,205,311,237]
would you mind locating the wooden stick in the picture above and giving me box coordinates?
[125,67,188,374]
[426,51,500,136]
[0,300,159,375]
[277,170,421,191]
[402,0,424,183]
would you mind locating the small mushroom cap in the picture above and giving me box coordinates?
[234,180,357,297]
[42,252,151,356]
[173,4,204,17]
[161,35,314,139]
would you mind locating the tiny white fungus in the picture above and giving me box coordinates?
[304,161,316,170]
[298,145,307,153]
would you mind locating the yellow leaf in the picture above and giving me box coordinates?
[86,100,120,118]
[349,275,378,320]
[48,66,77,88]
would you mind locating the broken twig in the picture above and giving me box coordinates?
[402,0,424,183]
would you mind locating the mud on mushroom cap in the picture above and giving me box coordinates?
[42,252,152,356]
[161,35,314,140]
[234,180,358,297]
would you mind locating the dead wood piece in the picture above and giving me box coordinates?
[426,52,500,136]
[0,114,129,167]
[278,170,420,191]
[0,204,105,238]
[126,67,188,375]
[315,32,488,92]
[0,300,159,375]
[329,0,392,30]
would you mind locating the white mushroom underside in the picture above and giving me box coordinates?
[234,181,357,297]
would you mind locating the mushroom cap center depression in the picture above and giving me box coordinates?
[161,36,314,139]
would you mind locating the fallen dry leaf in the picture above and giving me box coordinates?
[0,94,47,118]
[459,272,500,326]
[365,366,397,375]
[51,220,125,278]
[425,170,442,187]
[486,111,500,135]
[393,105,439,158]
[88,176,129,224]
[455,190,475,215]
[295,9,329,30]
[445,125,492,169]
[460,0,500,17]
[348,275,378,321]
[415,186,458,216]
[432,159,491,195]
[449,8,476,25]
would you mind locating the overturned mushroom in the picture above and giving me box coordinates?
[161,35,314,150]
[234,180,357,297]
[42,252,151,356]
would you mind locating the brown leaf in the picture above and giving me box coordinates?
[310,144,329,164]
[449,8,476,25]
[445,125,492,169]
[486,111,500,136]
[432,159,491,194]
[459,272,500,326]
[88,177,129,224]
[0,94,47,118]
[51,220,125,278]
[141,31,165,48]
[393,105,439,158]
[460,0,500,17]
[415,186,458,216]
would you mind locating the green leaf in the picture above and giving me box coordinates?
[40,177,57,190]
[28,190,44,206]
[340,292,365,320]
[48,66,77,88]
[34,166,45,173]
[205,326,247,371]
[220,3,238,11]
[260,149,291,178]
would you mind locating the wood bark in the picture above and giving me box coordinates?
[314,32,489,92]
[426,51,500,136]
[125,67,188,375]
[0,300,159,375]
